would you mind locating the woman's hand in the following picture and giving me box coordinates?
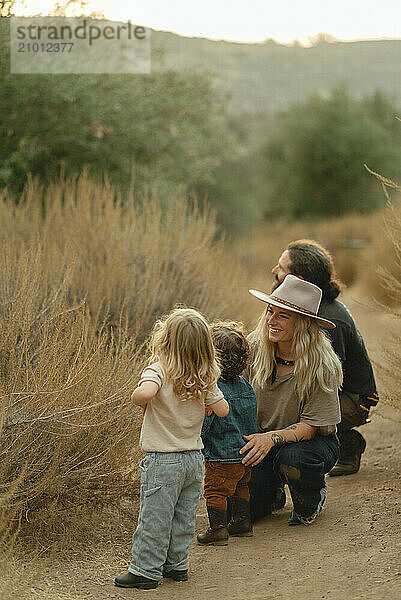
[240,423,317,466]
[239,433,275,466]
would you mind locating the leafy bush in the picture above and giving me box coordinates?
[0,15,250,230]
[263,88,401,218]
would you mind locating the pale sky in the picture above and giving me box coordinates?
[14,0,401,45]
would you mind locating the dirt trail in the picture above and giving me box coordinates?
[28,296,401,599]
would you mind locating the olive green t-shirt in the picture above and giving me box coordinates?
[249,370,341,435]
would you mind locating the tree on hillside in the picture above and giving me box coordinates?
[1,70,231,192]
[0,16,262,231]
[0,39,238,217]
[0,6,241,210]
[264,88,401,218]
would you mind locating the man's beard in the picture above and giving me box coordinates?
[271,277,280,292]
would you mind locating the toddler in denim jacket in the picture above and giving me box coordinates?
[197,322,257,546]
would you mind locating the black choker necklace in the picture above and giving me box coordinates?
[275,356,295,366]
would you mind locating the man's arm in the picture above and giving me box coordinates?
[240,422,317,466]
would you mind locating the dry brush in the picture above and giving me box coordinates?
[0,173,245,547]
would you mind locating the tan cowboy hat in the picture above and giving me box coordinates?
[249,274,335,329]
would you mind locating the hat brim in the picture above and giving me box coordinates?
[249,289,336,329]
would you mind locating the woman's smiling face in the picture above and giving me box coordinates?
[265,304,297,344]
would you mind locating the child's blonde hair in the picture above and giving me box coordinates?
[150,307,220,402]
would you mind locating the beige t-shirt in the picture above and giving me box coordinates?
[138,362,224,452]
[250,371,341,435]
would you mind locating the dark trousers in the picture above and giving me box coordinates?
[338,391,369,432]
[337,392,369,463]
[249,434,339,522]
[204,461,252,512]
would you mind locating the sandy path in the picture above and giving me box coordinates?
[19,295,401,599]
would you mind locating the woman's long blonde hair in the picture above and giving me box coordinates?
[251,306,343,401]
[150,307,220,402]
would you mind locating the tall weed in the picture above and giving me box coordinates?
[365,167,401,416]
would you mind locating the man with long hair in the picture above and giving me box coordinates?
[271,239,379,477]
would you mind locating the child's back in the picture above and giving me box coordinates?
[202,376,257,463]
[140,361,223,453]
[115,308,229,590]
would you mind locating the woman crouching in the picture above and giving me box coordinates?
[241,275,343,525]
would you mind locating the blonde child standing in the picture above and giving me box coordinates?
[115,308,229,590]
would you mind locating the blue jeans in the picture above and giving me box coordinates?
[129,451,203,581]
[249,434,339,524]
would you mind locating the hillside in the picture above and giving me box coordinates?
[152,31,401,114]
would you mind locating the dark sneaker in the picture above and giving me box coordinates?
[162,568,188,581]
[329,461,360,476]
[288,484,327,526]
[114,572,158,589]
[288,511,303,526]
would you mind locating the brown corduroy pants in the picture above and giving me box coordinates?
[203,461,252,511]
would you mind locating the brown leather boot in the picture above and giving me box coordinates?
[197,505,228,546]
[227,498,253,537]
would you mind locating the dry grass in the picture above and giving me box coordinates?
[366,170,401,417]
[0,173,247,551]
[234,199,401,320]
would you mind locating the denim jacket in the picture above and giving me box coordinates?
[201,377,257,463]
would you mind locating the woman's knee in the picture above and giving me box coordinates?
[275,443,326,483]
[274,444,303,478]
